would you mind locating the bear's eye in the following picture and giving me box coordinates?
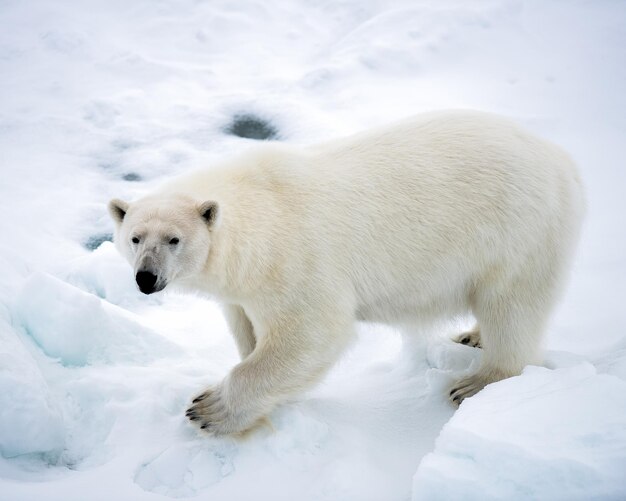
[169,237,179,245]
[131,236,140,244]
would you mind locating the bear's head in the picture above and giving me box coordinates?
[108,194,219,294]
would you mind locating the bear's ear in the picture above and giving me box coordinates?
[198,200,219,228]
[108,198,129,224]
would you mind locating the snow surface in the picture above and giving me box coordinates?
[0,0,625,499]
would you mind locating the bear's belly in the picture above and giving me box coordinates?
[354,288,469,326]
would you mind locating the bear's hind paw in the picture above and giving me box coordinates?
[453,329,482,348]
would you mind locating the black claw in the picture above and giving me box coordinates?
[201,424,208,429]
[453,396,460,403]
[461,337,470,344]
[449,389,455,396]
[192,397,202,403]
[189,416,198,421]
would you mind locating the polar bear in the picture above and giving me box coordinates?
[109,111,584,435]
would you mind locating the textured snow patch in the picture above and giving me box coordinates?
[0,319,64,458]
[134,441,237,497]
[133,409,331,499]
[14,272,181,366]
[595,336,626,381]
[412,363,626,500]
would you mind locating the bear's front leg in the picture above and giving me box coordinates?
[186,301,355,435]
[222,304,256,360]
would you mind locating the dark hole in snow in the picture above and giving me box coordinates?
[84,233,113,251]
[122,172,141,181]
[225,114,278,140]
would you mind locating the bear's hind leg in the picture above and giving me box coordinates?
[449,266,559,404]
[453,324,481,348]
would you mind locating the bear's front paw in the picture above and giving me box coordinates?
[185,384,257,436]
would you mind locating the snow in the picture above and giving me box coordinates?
[15,271,182,366]
[413,363,626,500]
[0,0,625,499]
[0,318,65,458]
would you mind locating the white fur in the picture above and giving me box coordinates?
[110,110,585,435]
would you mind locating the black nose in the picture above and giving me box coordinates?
[136,271,158,294]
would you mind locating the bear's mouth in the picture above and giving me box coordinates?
[135,271,166,294]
